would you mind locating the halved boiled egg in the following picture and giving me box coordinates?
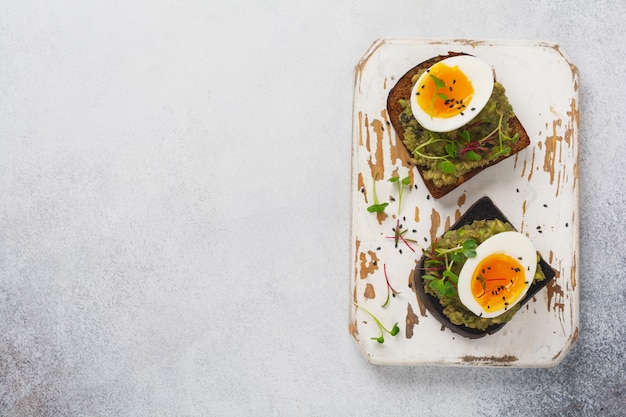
[410,55,494,133]
[457,232,537,319]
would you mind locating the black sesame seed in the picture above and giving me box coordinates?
[373,260,377,266]
[460,112,464,116]
[471,107,476,111]
[427,195,431,200]
[399,249,403,254]
[565,222,569,227]
[453,79,456,84]
[376,246,381,250]
[518,257,523,260]
[449,86,453,91]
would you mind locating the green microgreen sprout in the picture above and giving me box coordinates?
[388,175,411,215]
[410,133,456,175]
[381,263,401,308]
[422,238,477,297]
[386,219,416,253]
[366,174,389,213]
[353,301,400,343]
[492,113,518,158]
[428,74,449,118]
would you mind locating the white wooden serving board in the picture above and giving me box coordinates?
[349,39,580,367]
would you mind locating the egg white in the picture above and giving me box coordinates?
[410,55,494,133]
[457,231,537,319]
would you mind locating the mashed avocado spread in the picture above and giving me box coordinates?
[399,71,519,187]
[422,219,546,331]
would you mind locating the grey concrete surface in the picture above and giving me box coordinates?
[0,1,624,416]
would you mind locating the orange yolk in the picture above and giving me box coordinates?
[471,253,527,313]
[416,62,474,119]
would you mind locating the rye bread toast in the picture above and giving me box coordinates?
[413,196,556,339]
[387,52,531,199]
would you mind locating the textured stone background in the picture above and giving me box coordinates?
[0,1,624,416]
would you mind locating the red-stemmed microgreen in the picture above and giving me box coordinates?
[445,114,519,163]
[381,263,401,308]
[388,175,410,215]
[366,174,389,213]
[353,301,400,343]
[386,219,416,253]
[422,238,477,297]
[475,275,512,299]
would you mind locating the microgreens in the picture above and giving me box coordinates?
[366,175,389,213]
[428,74,449,118]
[410,133,456,175]
[386,219,416,253]
[422,238,477,297]
[381,263,401,308]
[353,301,400,343]
[475,274,511,299]
[388,175,410,215]
[445,114,519,162]
[412,112,519,175]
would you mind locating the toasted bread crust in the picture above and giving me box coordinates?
[414,196,556,338]
[387,52,531,199]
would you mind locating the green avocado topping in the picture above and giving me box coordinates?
[422,219,546,331]
[398,72,519,187]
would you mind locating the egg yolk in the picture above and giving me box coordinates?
[416,62,474,119]
[471,253,527,313]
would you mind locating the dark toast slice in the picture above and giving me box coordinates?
[387,53,531,199]
[413,196,556,339]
